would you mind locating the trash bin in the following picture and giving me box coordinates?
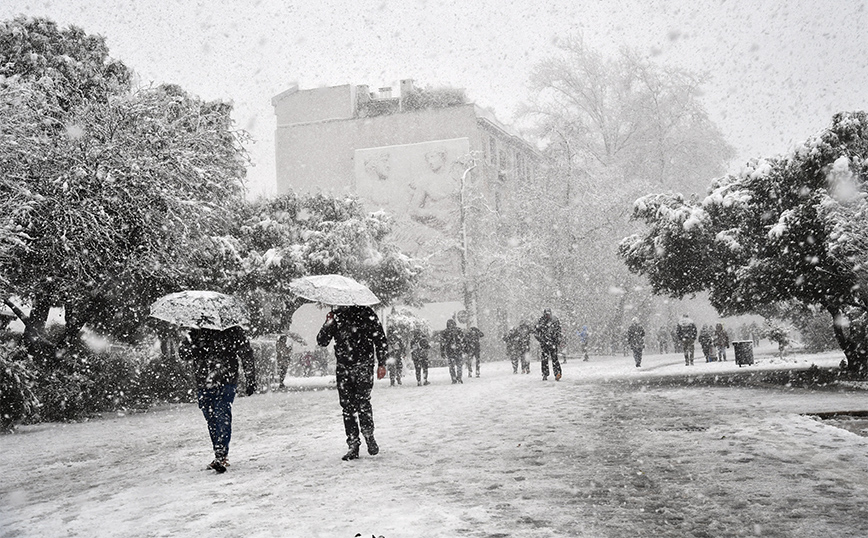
[733,340,754,366]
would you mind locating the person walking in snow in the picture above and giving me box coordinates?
[504,326,522,374]
[275,334,292,388]
[626,318,645,367]
[440,318,465,384]
[578,325,590,361]
[464,326,484,378]
[410,328,431,386]
[698,324,715,362]
[534,308,563,381]
[179,326,257,474]
[317,305,388,461]
[714,322,730,362]
[386,330,405,386]
[675,314,698,366]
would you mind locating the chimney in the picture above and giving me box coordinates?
[378,87,392,98]
[356,84,370,105]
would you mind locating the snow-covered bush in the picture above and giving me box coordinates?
[0,341,38,432]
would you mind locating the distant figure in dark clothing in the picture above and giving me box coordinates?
[578,325,590,361]
[317,306,388,461]
[386,330,405,386]
[656,326,670,354]
[179,326,256,473]
[410,329,431,386]
[714,323,730,362]
[534,309,563,381]
[440,319,465,384]
[275,334,292,387]
[518,322,532,373]
[504,326,522,374]
[464,326,484,378]
[626,318,645,367]
[698,324,715,362]
[675,314,698,366]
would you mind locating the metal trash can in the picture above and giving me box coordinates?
[733,340,754,366]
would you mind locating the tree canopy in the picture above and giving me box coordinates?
[620,111,868,372]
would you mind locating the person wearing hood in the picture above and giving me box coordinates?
[675,314,698,366]
[464,326,484,378]
[440,318,465,384]
[534,308,563,381]
[698,324,715,362]
[179,326,257,474]
[317,305,388,461]
[626,318,645,367]
[714,323,731,362]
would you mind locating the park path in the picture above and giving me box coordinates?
[2,355,868,537]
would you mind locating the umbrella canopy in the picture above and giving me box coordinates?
[148,290,250,331]
[288,274,380,306]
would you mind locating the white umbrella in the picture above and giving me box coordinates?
[288,274,380,306]
[148,290,250,330]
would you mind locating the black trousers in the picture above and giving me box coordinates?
[540,347,562,378]
[336,364,375,448]
[414,356,429,383]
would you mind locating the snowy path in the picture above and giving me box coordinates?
[2,352,868,537]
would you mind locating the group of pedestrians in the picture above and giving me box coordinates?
[626,314,733,367]
[503,309,564,381]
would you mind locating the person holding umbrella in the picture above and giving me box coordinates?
[179,326,257,474]
[150,290,256,474]
[317,305,389,461]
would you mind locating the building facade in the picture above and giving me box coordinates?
[272,79,544,306]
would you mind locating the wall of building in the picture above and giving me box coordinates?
[274,103,482,196]
[273,84,355,126]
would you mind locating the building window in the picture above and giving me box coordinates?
[489,137,497,166]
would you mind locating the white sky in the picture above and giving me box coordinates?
[2,0,867,197]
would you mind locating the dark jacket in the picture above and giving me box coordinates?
[410,333,430,361]
[714,325,730,348]
[464,327,484,356]
[179,326,256,390]
[676,318,698,343]
[316,306,387,369]
[626,322,645,350]
[534,313,562,351]
[440,319,464,360]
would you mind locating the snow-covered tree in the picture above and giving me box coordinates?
[502,35,733,339]
[210,192,423,333]
[0,17,249,354]
[620,111,868,373]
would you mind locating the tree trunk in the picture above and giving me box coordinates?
[827,305,868,376]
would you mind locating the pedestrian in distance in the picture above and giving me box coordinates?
[676,314,698,366]
[410,328,431,386]
[714,322,730,361]
[534,308,563,381]
[275,334,292,388]
[316,305,388,461]
[178,326,257,474]
[386,330,405,386]
[504,326,521,374]
[464,326,484,378]
[626,318,645,367]
[440,318,465,384]
[578,325,590,361]
[698,324,715,362]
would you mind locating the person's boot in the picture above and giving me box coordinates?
[365,436,379,456]
[342,443,360,461]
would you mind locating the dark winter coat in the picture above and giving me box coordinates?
[714,325,730,348]
[675,318,698,343]
[440,320,464,360]
[410,333,430,361]
[698,325,714,348]
[626,322,645,350]
[316,306,387,370]
[179,326,256,390]
[534,313,562,351]
[464,327,484,356]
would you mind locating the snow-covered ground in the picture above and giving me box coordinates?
[2,346,868,537]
